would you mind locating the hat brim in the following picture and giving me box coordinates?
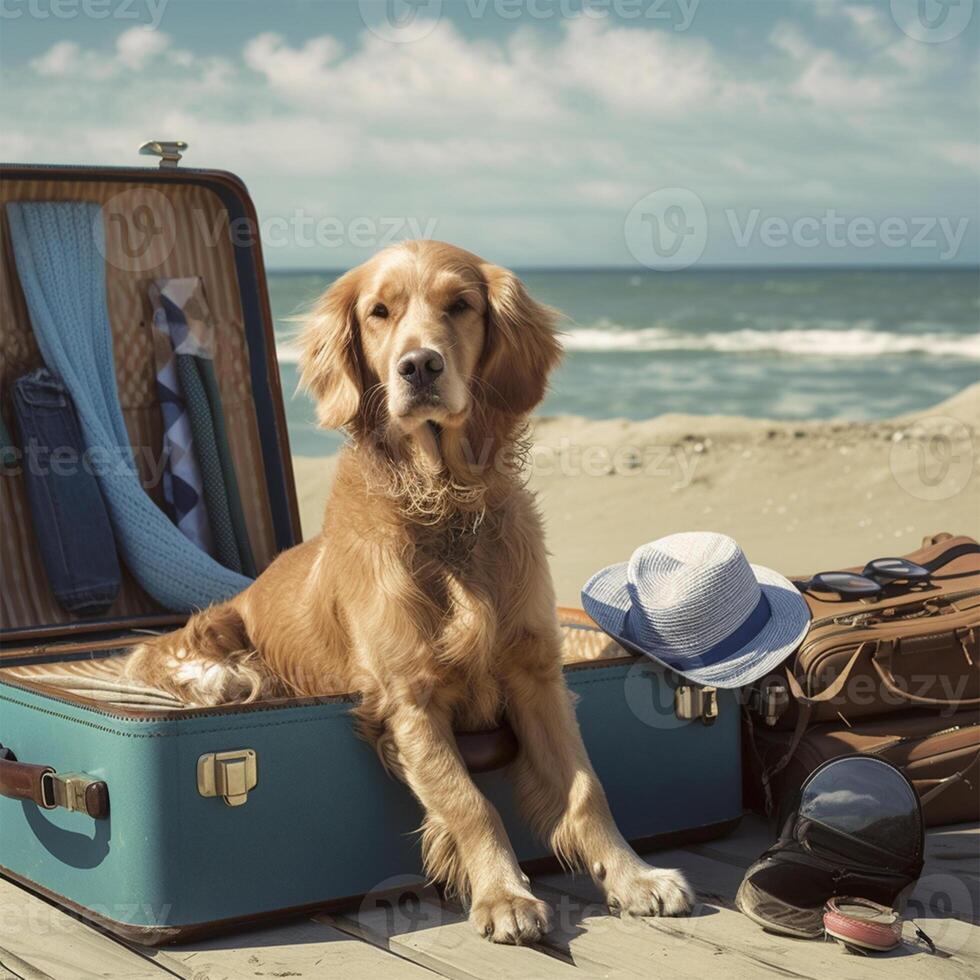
[581,560,810,690]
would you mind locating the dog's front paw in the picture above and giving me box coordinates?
[601,863,694,917]
[470,888,552,944]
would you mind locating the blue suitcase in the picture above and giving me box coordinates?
[0,155,741,944]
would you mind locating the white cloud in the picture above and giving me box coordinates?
[30,41,82,77]
[116,27,171,70]
[29,27,180,80]
[6,14,977,266]
[245,21,560,120]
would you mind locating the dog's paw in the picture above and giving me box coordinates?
[602,863,694,918]
[470,888,552,944]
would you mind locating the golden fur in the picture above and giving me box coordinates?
[125,240,693,943]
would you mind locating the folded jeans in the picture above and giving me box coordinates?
[11,368,122,617]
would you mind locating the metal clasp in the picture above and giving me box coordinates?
[138,139,188,169]
[749,677,790,727]
[42,771,104,815]
[675,685,719,725]
[197,749,257,807]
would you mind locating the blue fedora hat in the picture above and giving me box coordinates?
[582,532,810,690]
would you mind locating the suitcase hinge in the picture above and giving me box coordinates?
[138,139,188,169]
[674,685,719,725]
[197,749,257,807]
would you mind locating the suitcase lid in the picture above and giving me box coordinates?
[1,150,301,652]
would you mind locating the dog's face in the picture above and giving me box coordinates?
[300,241,561,439]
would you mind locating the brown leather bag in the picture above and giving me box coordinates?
[747,711,980,827]
[747,533,980,811]
[752,533,979,729]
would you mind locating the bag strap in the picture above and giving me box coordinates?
[871,633,980,707]
[759,645,870,813]
[918,748,980,807]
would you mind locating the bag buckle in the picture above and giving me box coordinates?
[749,677,790,726]
[197,749,257,807]
[675,685,719,725]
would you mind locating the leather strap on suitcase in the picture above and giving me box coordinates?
[0,743,109,818]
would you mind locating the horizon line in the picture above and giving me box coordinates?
[264,263,980,275]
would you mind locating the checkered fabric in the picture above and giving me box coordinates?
[148,279,213,554]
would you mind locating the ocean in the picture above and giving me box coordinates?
[268,268,979,457]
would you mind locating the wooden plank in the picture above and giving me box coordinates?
[0,878,173,980]
[537,845,979,980]
[324,883,600,980]
[531,880,797,979]
[129,917,437,980]
[0,946,51,980]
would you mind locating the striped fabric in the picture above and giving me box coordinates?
[148,281,213,553]
[175,352,242,572]
[150,277,256,577]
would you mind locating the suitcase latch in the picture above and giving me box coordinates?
[197,749,257,807]
[674,685,718,725]
[139,139,188,169]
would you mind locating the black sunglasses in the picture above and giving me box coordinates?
[796,542,979,600]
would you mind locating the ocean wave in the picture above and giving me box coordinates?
[559,321,980,359]
[275,323,980,363]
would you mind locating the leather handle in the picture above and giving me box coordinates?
[872,638,980,707]
[0,744,55,808]
[0,743,108,819]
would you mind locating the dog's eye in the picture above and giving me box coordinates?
[371,303,389,319]
[447,298,469,316]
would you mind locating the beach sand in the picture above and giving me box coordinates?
[292,383,979,607]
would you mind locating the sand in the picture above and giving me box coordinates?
[292,383,980,607]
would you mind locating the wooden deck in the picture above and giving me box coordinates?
[1,815,977,979]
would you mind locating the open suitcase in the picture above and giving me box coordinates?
[0,149,742,944]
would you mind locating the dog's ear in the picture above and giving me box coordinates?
[478,264,562,416]
[299,267,363,429]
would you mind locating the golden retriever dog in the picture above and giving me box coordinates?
[125,240,693,943]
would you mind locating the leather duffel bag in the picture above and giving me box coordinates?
[746,711,980,828]
[750,533,979,731]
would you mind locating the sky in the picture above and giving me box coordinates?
[0,0,977,269]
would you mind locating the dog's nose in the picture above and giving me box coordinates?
[397,348,444,389]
